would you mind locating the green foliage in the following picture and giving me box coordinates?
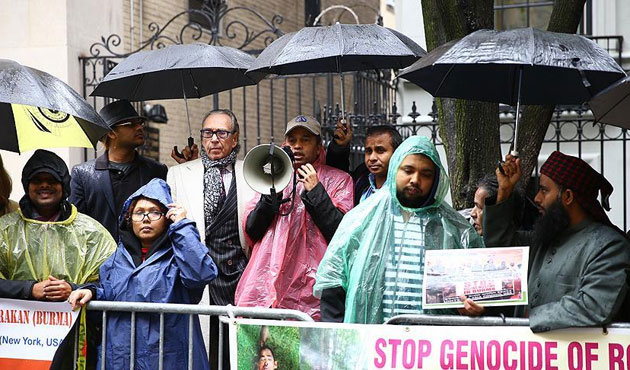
[237,324,300,370]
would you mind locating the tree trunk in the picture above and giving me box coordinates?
[517,0,587,187]
[421,0,501,209]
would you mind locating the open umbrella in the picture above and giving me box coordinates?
[247,23,426,122]
[0,59,109,153]
[91,43,261,148]
[398,28,626,155]
[589,75,630,128]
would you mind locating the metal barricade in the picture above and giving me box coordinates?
[385,313,630,330]
[81,300,313,370]
[385,314,529,327]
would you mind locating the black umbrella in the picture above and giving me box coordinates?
[0,59,109,153]
[92,44,261,147]
[589,75,630,128]
[247,23,426,122]
[399,28,626,155]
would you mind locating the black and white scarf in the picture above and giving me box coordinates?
[201,147,237,230]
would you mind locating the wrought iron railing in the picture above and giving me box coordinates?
[322,102,629,232]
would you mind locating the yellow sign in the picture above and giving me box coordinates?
[12,104,93,152]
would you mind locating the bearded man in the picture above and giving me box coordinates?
[314,136,483,324]
[484,151,630,332]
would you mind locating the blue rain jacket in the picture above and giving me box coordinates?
[92,178,217,370]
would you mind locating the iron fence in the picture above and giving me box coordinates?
[79,0,396,162]
[328,102,629,231]
[77,300,313,370]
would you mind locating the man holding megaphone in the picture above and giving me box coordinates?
[235,115,354,321]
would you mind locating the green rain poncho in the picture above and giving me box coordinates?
[314,136,483,323]
[0,205,116,284]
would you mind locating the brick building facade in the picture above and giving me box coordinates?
[106,0,382,165]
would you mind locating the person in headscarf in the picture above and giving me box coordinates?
[68,178,217,370]
[484,152,630,332]
[314,136,484,324]
[235,115,354,321]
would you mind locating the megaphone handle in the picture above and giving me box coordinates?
[270,187,279,212]
[279,169,299,216]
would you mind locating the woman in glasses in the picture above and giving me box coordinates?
[69,178,217,370]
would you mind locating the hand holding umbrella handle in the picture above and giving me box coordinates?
[172,146,185,159]
[171,140,199,163]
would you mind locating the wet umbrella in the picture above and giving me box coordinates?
[91,43,261,148]
[0,59,109,153]
[398,27,625,155]
[589,75,630,128]
[247,23,426,122]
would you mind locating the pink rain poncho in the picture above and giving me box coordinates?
[235,147,354,320]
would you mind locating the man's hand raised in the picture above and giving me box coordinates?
[333,118,352,147]
[170,144,199,164]
[496,154,522,203]
[297,164,319,192]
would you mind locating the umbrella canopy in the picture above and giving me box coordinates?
[91,44,261,101]
[247,23,426,75]
[589,75,630,128]
[399,28,625,106]
[0,59,109,153]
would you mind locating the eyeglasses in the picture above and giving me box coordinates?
[115,120,145,128]
[130,211,164,222]
[200,129,234,140]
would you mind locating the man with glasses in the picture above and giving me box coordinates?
[167,108,254,370]
[70,100,167,241]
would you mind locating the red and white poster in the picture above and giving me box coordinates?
[423,247,529,309]
[0,298,79,370]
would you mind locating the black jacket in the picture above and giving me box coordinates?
[70,152,167,242]
[326,141,370,206]
[0,278,35,299]
[246,182,345,243]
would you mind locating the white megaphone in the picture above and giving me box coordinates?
[243,143,294,195]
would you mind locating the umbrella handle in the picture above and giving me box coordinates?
[188,136,194,148]
[173,146,185,159]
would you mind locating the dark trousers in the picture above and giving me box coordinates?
[209,314,231,370]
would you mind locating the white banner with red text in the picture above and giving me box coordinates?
[0,298,79,370]
[231,318,630,370]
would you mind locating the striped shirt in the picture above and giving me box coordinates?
[382,212,427,322]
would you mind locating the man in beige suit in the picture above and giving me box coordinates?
[167,109,254,369]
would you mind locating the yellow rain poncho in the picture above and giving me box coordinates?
[314,136,483,323]
[0,206,116,284]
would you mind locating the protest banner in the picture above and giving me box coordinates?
[0,298,79,370]
[231,318,630,370]
[423,247,529,309]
